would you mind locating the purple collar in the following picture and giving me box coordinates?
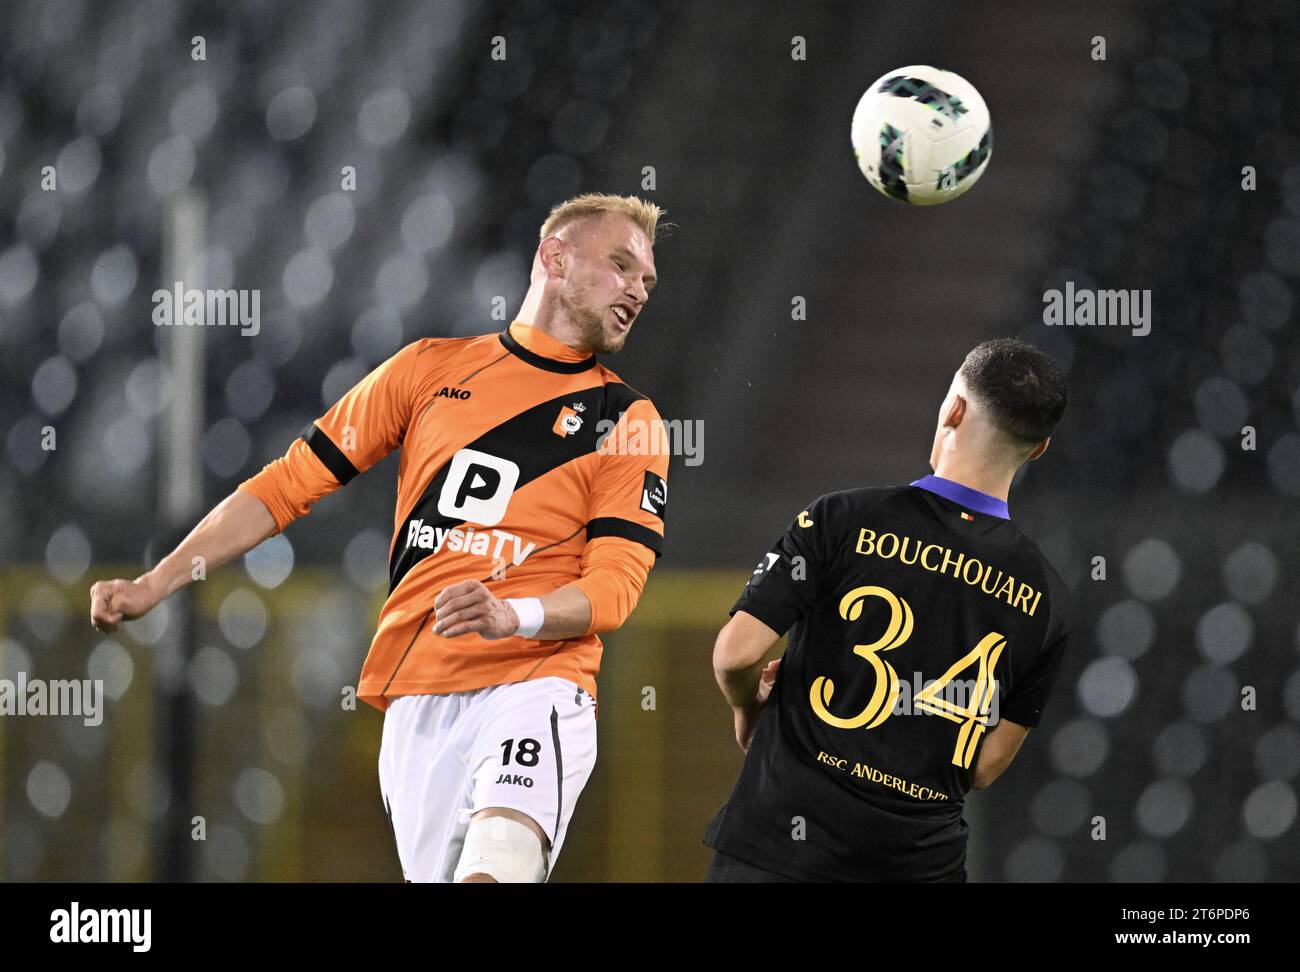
[910,474,1010,520]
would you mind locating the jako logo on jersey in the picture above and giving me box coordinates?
[437,448,519,526]
[435,385,472,400]
[405,519,536,565]
[640,470,667,518]
[552,401,586,437]
[494,774,534,787]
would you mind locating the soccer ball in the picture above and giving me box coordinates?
[851,66,992,205]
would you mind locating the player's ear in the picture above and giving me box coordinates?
[944,393,966,430]
[538,236,567,279]
[1026,436,1050,462]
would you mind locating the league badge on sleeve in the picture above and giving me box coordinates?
[640,471,667,519]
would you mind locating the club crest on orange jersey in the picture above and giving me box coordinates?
[553,402,585,437]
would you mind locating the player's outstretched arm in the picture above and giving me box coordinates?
[89,490,278,633]
[970,718,1030,789]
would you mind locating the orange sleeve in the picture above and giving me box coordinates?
[584,396,669,554]
[567,396,669,633]
[569,537,656,634]
[236,340,427,533]
[238,437,341,534]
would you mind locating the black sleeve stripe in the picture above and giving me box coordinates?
[586,517,663,557]
[301,423,360,485]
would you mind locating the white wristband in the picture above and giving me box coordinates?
[505,597,545,639]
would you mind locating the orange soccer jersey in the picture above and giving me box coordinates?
[237,320,670,710]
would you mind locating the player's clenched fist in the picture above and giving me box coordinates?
[432,579,520,640]
[89,577,161,633]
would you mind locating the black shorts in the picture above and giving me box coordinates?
[706,848,969,883]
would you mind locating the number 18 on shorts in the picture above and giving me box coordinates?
[378,676,599,882]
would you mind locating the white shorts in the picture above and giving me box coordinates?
[377,676,598,883]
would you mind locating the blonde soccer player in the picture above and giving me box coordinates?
[91,194,670,883]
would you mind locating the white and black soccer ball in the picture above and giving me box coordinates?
[851,66,992,206]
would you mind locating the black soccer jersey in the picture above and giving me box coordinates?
[705,475,1071,882]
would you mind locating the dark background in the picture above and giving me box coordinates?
[1,0,1297,881]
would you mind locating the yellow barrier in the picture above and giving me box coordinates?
[0,566,764,882]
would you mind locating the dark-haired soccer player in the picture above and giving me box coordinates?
[91,194,669,883]
[705,339,1070,882]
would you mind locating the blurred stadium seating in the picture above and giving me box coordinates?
[0,0,1296,881]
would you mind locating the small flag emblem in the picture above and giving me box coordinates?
[960,511,975,522]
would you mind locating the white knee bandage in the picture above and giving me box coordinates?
[453,815,548,884]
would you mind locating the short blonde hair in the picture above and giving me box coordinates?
[539,193,666,245]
